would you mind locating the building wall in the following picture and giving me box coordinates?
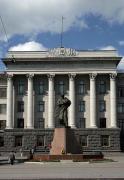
[0,128,120,152]
[0,73,123,152]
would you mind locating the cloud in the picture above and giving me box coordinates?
[100,45,116,50]
[0,0,124,40]
[118,41,124,46]
[9,41,47,51]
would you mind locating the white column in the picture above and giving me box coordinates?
[27,74,34,129]
[110,73,117,128]
[48,74,55,128]
[89,73,97,128]
[68,74,76,128]
[6,75,13,129]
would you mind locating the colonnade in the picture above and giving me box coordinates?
[6,73,117,129]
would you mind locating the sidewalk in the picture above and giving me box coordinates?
[0,155,124,179]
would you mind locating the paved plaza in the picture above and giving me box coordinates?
[0,155,124,179]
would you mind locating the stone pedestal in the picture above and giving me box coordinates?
[50,128,82,155]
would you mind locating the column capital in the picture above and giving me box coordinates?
[110,73,117,80]
[26,73,34,80]
[69,73,76,80]
[47,74,55,80]
[6,74,13,80]
[89,73,97,80]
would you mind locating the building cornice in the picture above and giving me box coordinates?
[4,70,117,75]
[3,56,122,63]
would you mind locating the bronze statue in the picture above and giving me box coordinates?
[56,95,71,127]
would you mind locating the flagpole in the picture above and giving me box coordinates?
[61,16,64,48]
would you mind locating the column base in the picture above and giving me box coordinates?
[70,125,76,129]
[90,125,97,128]
[26,126,34,129]
[47,126,54,129]
[110,126,118,128]
[6,127,13,129]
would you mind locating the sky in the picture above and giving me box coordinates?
[0,0,124,70]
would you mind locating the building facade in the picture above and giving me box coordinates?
[0,47,123,152]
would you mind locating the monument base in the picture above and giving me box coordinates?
[50,127,82,155]
[33,128,104,161]
[33,153,104,161]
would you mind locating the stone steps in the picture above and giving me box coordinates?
[33,154,104,161]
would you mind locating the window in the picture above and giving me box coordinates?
[58,81,65,95]
[79,135,88,146]
[99,100,106,112]
[78,81,86,94]
[100,118,106,128]
[17,118,24,128]
[38,118,44,128]
[38,101,44,112]
[118,103,124,113]
[17,81,25,95]
[78,118,85,128]
[0,104,6,114]
[0,137,4,147]
[118,119,124,129]
[37,135,45,146]
[0,120,6,129]
[15,136,22,147]
[17,101,24,112]
[79,101,85,112]
[101,135,109,147]
[118,87,124,97]
[38,81,44,95]
[99,80,106,94]
[0,88,6,98]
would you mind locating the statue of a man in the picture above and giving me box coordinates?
[56,95,71,127]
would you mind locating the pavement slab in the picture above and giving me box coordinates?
[0,156,124,179]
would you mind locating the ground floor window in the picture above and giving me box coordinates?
[38,118,44,128]
[0,120,6,129]
[17,101,24,112]
[17,118,24,128]
[100,118,106,128]
[78,118,85,128]
[118,103,124,113]
[37,135,45,146]
[101,135,109,147]
[79,135,88,147]
[118,119,124,129]
[0,136,4,146]
[15,136,22,147]
[0,104,6,114]
[38,101,45,112]
[78,101,85,112]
